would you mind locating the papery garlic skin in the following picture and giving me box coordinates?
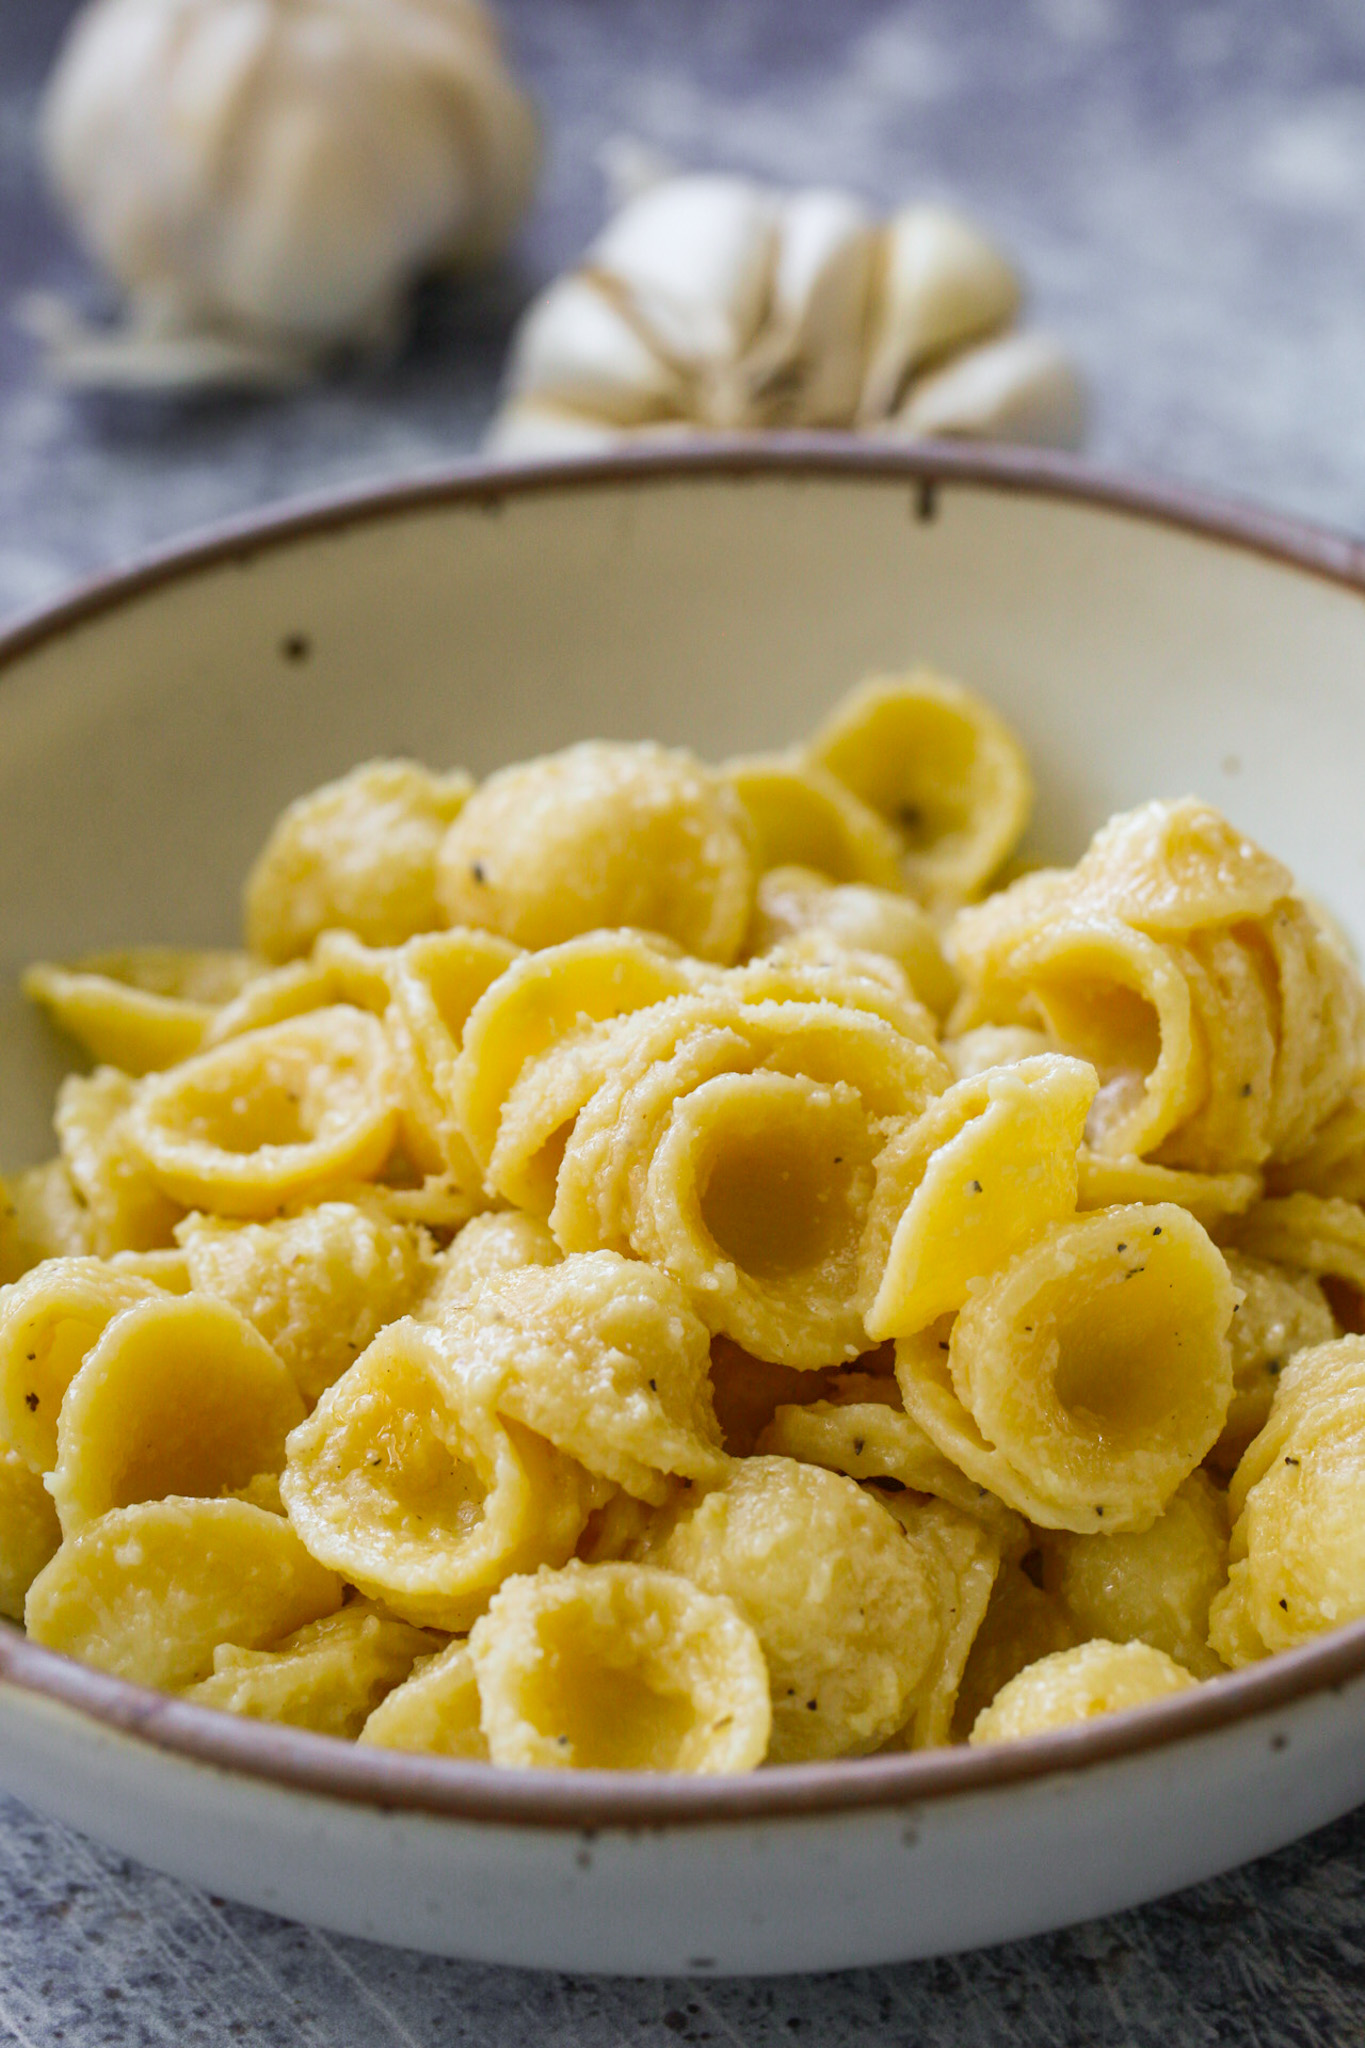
[489,172,1084,459]
[40,0,539,387]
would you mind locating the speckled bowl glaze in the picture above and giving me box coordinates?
[2,441,1365,1977]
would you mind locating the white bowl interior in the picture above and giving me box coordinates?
[1,460,1360,1169]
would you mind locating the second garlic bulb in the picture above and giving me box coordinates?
[39,0,540,387]
[489,172,1084,457]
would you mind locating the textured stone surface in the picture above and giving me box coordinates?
[3,0,1365,2035]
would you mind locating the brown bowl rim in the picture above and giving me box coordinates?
[3,432,1365,1833]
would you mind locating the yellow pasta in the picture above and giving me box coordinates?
[1211,1251,1335,1477]
[440,1251,726,1503]
[951,1559,1078,1742]
[436,741,756,962]
[48,1294,305,1535]
[469,1560,771,1772]
[968,1638,1197,1745]
[1210,1336,1365,1664]
[25,1496,344,1690]
[1040,1471,1229,1678]
[951,799,1363,1174]
[384,928,523,1182]
[864,1055,1096,1340]
[0,1256,166,1470]
[0,1446,61,1620]
[15,665,1365,1771]
[129,1008,398,1216]
[722,755,906,889]
[748,866,959,1019]
[360,1638,489,1757]
[245,759,474,962]
[177,1198,434,1405]
[756,1375,1026,1548]
[656,1456,940,1762]
[809,671,1034,905]
[280,1315,600,1630]
[877,1496,1002,1749]
[22,948,255,1075]
[185,1600,439,1736]
[55,1068,183,1257]
[895,1205,1236,1531]
[452,928,701,1189]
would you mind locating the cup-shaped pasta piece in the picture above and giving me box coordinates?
[950,801,1365,1173]
[1040,1471,1228,1679]
[807,671,1033,905]
[184,1600,439,1737]
[896,1205,1235,1532]
[1265,905,1364,1160]
[385,929,523,1179]
[55,1068,184,1257]
[178,1199,434,1405]
[1055,799,1293,935]
[865,1055,1097,1340]
[1210,1336,1365,1664]
[0,1257,166,1470]
[997,921,1205,1162]
[23,948,255,1075]
[876,1496,1001,1748]
[360,1639,489,1758]
[757,1378,1026,1549]
[968,1638,1197,1745]
[657,1456,940,1762]
[448,1252,727,1503]
[0,1445,61,1620]
[452,930,702,1177]
[25,1497,344,1691]
[1210,1251,1334,1476]
[1230,1193,1365,1318]
[1077,1149,1262,1230]
[951,1559,1078,1742]
[129,1008,398,1217]
[421,1211,562,1327]
[436,742,757,963]
[749,866,959,1018]
[200,932,393,1048]
[722,755,905,888]
[281,1317,598,1630]
[245,760,474,962]
[553,994,943,1282]
[48,1295,306,1536]
[468,1561,771,1772]
[635,1069,882,1366]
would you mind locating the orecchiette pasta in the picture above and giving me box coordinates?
[468,1561,771,1772]
[245,760,474,963]
[10,668,1365,1770]
[129,1008,398,1214]
[968,1638,1197,1745]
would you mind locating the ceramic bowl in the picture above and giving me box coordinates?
[2,440,1364,1978]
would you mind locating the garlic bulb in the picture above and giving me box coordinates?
[489,172,1084,457]
[38,0,539,388]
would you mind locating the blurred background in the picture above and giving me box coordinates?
[4,0,1365,624]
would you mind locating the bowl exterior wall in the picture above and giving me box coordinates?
[0,1672,1360,1975]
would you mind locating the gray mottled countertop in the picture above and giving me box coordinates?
[4,0,1365,2039]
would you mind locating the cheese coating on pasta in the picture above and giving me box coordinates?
[656,1457,940,1761]
[1210,1335,1365,1664]
[968,1638,1197,1745]
[245,760,474,962]
[895,1204,1236,1532]
[469,1560,771,1772]
[12,670,1365,1772]
[435,741,756,962]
